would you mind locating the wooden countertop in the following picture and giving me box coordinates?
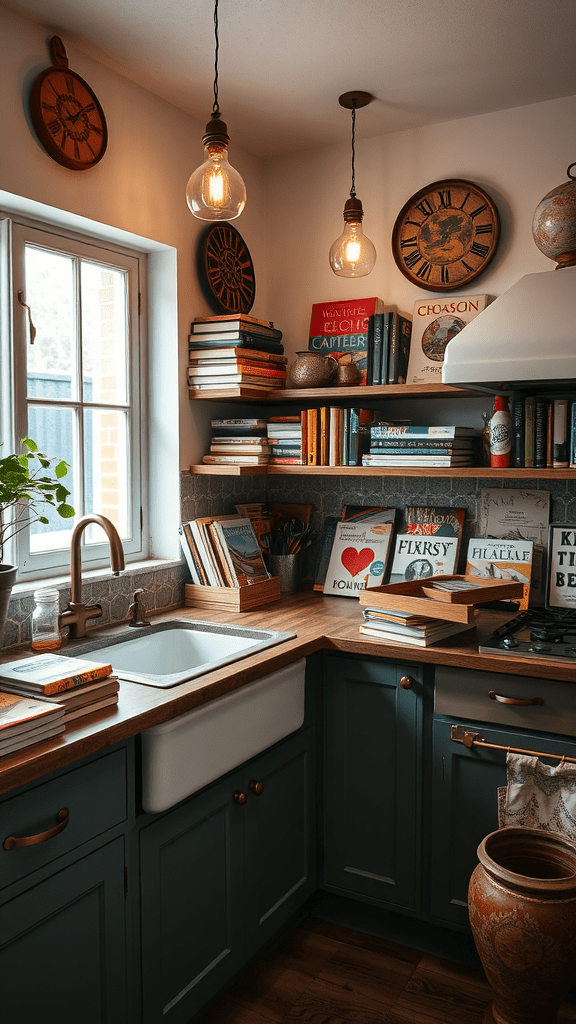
[0,593,574,796]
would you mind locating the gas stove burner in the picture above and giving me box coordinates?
[479,608,576,664]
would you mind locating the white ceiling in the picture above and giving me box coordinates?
[4,0,576,159]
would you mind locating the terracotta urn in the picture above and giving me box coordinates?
[468,826,576,1024]
[288,351,337,389]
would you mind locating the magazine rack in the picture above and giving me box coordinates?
[185,576,281,612]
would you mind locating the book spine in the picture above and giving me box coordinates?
[347,408,360,466]
[370,426,467,439]
[40,665,113,696]
[307,408,318,466]
[523,396,536,467]
[319,406,329,466]
[366,315,374,386]
[387,312,399,384]
[534,397,548,468]
[368,446,470,457]
[300,409,308,465]
[371,313,383,385]
[553,399,569,467]
[340,408,350,465]
[396,316,412,383]
[511,394,525,468]
[379,313,390,385]
[328,407,340,466]
[571,402,576,468]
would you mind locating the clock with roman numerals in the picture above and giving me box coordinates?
[30,36,108,171]
[392,179,500,292]
[199,223,256,314]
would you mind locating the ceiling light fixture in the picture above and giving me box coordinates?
[186,0,246,221]
[329,91,376,277]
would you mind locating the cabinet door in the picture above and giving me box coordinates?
[322,655,423,911]
[0,837,127,1023]
[429,718,576,929]
[139,777,244,1024]
[243,727,316,952]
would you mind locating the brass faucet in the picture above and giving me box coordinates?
[59,514,125,640]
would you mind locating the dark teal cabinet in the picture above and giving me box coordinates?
[429,718,576,929]
[139,726,316,1024]
[322,654,424,912]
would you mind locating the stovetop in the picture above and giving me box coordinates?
[479,608,576,664]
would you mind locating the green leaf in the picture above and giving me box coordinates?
[57,503,75,519]
[38,516,49,524]
[55,461,68,479]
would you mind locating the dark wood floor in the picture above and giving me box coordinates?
[202,917,576,1024]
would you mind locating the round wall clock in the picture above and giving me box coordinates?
[30,36,108,171]
[392,179,500,292]
[199,223,256,314]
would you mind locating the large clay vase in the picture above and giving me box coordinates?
[0,564,17,648]
[469,827,576,1024]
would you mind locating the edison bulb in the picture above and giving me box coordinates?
[186,141,246,221]
[329,216,376,277]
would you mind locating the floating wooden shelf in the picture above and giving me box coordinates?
[190,464,576,478]
[188,382,476,403]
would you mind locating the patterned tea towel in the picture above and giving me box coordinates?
[497,752,576,840]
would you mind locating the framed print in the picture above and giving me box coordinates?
[546,523,576,611]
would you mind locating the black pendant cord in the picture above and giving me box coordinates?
[349,103,356,199]
[212,0,221,118]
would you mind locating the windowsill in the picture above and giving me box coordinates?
[11,557,184,598]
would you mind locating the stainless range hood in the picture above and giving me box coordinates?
[442,265,576,393]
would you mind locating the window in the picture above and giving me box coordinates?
[3,218,146,580]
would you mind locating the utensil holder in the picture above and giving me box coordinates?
[271,554,301,594]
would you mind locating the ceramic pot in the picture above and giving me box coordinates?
[288,351,337,389]
[468,826,576,1024]
[0,564,17,648]
[335,360,363,386]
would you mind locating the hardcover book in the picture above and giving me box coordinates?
[0,653,113,695]
[404,505,466,565]
[406,295,488,384]
[323,517,395,597]
[389,533,460,584]
[213,518,271,586]
[308,297,385,384]
[370,424,476,440]
[387,312,412,384]
[479,488,549,605]
[465,537,534,609]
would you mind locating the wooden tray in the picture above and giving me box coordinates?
[359,575,524,624]
[184,576,281,612]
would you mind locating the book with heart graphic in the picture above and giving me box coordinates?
[323,518,395,597]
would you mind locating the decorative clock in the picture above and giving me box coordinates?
[392,179,500,292]
[30,36,108,171]
[199,223,256,314]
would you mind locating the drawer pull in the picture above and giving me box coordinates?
[488,690,544,706]
[233,791,247,805]
[249,779,264,795]
[4,807,69,850]
[400,675,415,690]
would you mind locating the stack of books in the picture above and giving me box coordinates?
[511,395,574,469]
[180,515,271,588]
[188,314,286,393]
[0,652,119,750]
[0,690,65,757]
[359,607,472,647]
[267,416,303,465]
[362,424,478,468]
[203,418,270,466]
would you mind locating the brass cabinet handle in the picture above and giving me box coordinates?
[400,675,415,689]
[249,779,264,796]
[233,790,247,805]
[4,807,69,850]
[488,690,544,706]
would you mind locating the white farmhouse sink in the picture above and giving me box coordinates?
[72,619,295,688]
[141,658,306,812]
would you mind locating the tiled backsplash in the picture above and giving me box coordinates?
[3,469,575,649]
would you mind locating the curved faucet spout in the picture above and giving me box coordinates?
[60,514,125,639]
[70,514,125,604]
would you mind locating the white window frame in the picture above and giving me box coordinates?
[1,214,147,581]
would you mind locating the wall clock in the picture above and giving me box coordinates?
[392,179,500,292]
[30,36,108,171]
[199,223,256,314]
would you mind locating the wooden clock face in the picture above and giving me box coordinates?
[30,37,108,171]
[200,223,256,314]
[392,179,500,292]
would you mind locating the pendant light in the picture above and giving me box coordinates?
[186,0,246,221]
[329,91,376,277]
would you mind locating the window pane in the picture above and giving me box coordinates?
[83,408,129,541]
[25,245,75,401]
[27,404,76,554]
[81,262,128,404]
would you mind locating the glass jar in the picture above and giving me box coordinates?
[31,588,62,651]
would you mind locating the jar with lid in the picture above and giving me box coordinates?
[31,588,62,651]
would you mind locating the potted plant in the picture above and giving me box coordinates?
[0,437,74,642]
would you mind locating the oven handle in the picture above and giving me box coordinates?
[488,689,544,706]
[450,724,576,764]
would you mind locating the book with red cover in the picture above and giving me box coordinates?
[308,297,385,384]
